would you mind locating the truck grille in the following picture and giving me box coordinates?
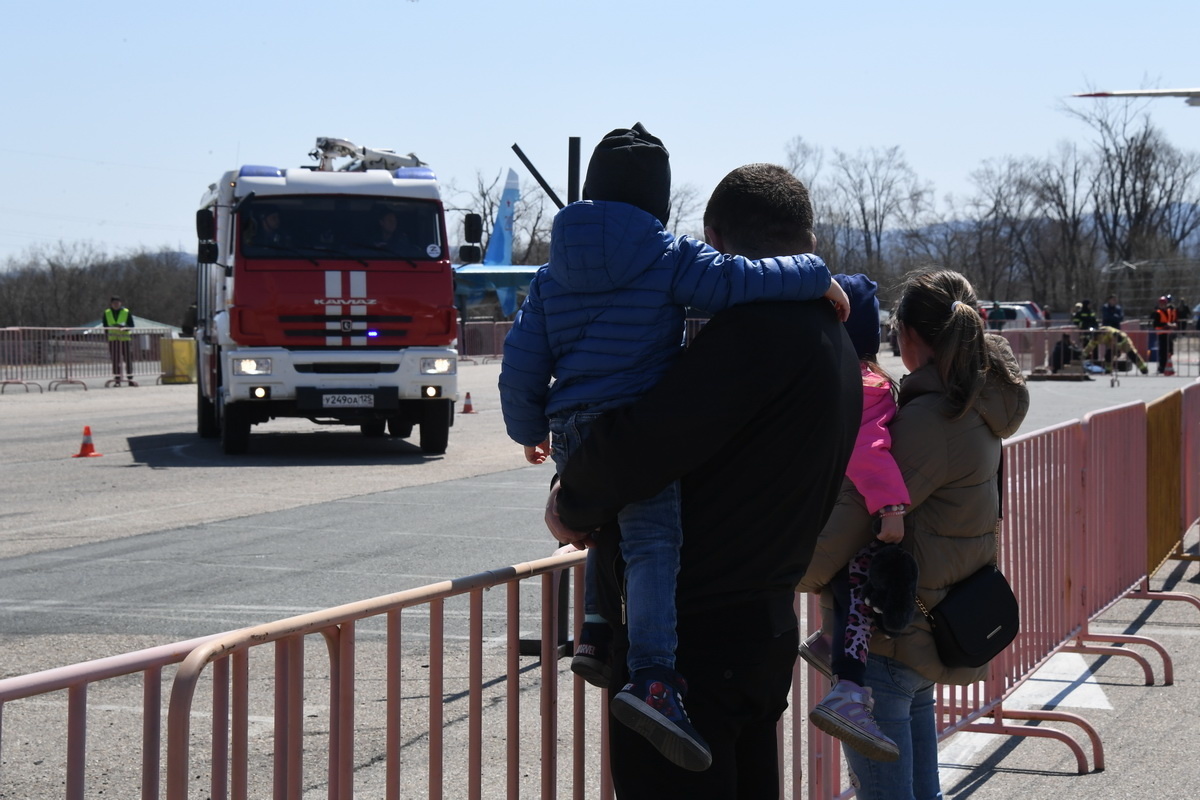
[278,313,414,342]
[294,363,401,374]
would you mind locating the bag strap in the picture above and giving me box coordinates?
[992,450,1003,566]
[916,449,1006,616]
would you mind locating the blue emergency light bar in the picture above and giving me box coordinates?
[393,167,436,181]
[238,165,285,178]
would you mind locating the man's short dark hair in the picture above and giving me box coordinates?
[703,164,814,258]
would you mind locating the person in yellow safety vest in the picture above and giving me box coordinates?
[103,296,137,386]
[1081,326,1149,375]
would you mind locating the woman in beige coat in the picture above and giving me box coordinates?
[798,269,1029,800]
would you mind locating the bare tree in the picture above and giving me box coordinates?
[514,192,553,265]
[1066,100,1200,261]
[466,170,507,256]
[446,170,557,264]
[667,183,705,240]
[784,136,825,191]
[962,157,1043,300]
[890,194,968,284]
[1154,146,1200,251]
[0,242,194,327]
[1023,142,1100,309]
[827,146,929,279]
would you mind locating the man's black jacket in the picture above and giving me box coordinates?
[556,299,861,635]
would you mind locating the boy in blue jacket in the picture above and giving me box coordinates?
[499,123,847,771]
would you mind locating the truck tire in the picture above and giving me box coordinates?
[419,400,451,455]
[360,420,386,437]
[221,402,251,455]
[387,417,412,438]
[198,386,219,439]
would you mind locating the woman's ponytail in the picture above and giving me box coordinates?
[895,270,989,418]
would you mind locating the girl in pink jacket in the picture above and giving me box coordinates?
[803,274,916,763]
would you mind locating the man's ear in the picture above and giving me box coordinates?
[704,225,724,252]
[808,233,817,252]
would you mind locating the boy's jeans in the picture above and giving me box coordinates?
[550,410,682,673]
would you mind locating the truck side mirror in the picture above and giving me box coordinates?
[198,242,219,264]
[464,213,483,244]
[196,208,216,241]
[458,245,482,264]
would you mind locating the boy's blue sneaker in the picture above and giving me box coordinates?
[571,622,613,688]
[610,667,712,772]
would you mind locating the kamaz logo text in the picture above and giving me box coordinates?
[315,299,378,305]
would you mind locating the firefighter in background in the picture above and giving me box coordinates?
[1072,300,1098,330]
[1072,299,1099,349]
[1150,295,1178,375]
[1081,326,1149,375]
[103,296,136,387]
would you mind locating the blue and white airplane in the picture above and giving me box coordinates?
[454,168,539,319]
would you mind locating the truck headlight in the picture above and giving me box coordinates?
[420,357,456,375]
[233,357,273,376]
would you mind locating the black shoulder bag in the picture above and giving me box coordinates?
[914,454,1019,668]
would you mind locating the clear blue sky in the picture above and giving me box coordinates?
[2,0,1196,263]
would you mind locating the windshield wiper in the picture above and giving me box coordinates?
[250,243,319,265]
[347,242,420,269]
[307,244,369,268]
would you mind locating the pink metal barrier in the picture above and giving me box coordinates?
[0,327,175,391]
[0,634,222,800]
[163,549,594,800]
[1185,383,1200,530]
[3,384,1200,799]
[1063,404,1174,685]
[998,327,1198,378]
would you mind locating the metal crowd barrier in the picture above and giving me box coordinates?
[1,383,1198,799]
[998,326,1199,378]
[0,327,176,392]
[456,321,514,364]
[1185,384,1200,535]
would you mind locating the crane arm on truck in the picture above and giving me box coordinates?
[310,137,425,172]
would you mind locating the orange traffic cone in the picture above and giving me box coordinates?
[461,392,476,414]
[72,426,103,458]
[1164,356,1176,377]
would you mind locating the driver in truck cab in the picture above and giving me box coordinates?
[245,205,289,247]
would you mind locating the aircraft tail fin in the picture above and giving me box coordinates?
[483,169,519,266]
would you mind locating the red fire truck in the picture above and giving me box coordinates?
[188,138,466,455]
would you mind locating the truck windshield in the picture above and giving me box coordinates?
[238,196,444,263]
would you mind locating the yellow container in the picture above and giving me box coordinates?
[160,339,197,384]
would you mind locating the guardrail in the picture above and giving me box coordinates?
[1,319,710,387]
[998,326,1198,378]
[0,327,178,392]
[0,383,1197,798]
